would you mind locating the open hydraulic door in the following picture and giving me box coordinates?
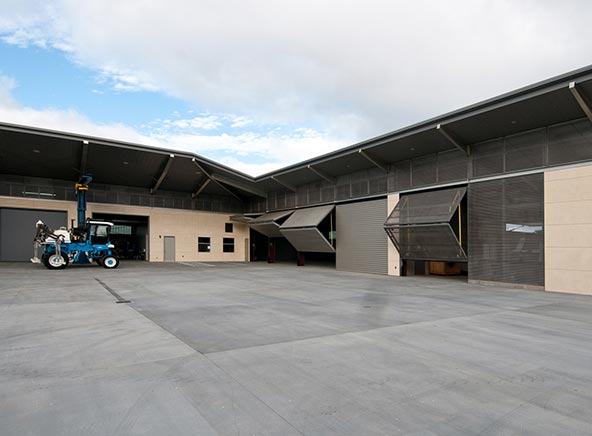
[384,187,467,261]
[280,204,335,253]
[249,210,295,238]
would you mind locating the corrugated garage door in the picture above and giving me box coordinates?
[250,210,294,238]
[336,199,388,275]
[280,205,335,253]
[0,208,67,261]
[468,174,544,287]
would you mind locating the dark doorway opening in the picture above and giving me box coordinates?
[92,213,149,260]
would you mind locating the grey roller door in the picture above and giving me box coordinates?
[0,208,67,261]
[250,210,294,238]
[336,199,388,275]
[280,205,335,253]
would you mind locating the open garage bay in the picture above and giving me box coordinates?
[1,262,592,435]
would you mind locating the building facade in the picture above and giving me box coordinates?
[1,66,592,294]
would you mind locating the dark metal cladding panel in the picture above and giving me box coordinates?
[351,180,369,197]
[285,191,296,208]
[369,174,387,194]
[275,191,286,210]
[321,185,335,203]
[336,184,350,200]
[468,174,544,286]
[411,155,437,187]
[385,186,467,226]
[392,160,411,191]
[437,149,468,183]
[296,185,308,206]
[548,119,592,166]
[308,183,321,204]
[472,139,504,178]
[386,223,467,262]
[336,199,388,275]
[505,128,545,172]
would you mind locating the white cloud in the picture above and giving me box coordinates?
[166,115,221,130]
[0,75,344,175]
[0,75,18,107]
[1,0,591,142]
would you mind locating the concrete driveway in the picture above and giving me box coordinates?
[1,261,591,435]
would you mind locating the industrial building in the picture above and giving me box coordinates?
[1,65,592,294]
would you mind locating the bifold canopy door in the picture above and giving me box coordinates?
[279,204,335,253]
[384,187,467,262]
[230,214,256,223]
[249,210,295,238]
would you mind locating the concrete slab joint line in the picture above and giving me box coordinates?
[94,277,131,303]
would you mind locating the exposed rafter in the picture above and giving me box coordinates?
[436,124,469,156]
[191,159,244,201]
[569,81,592,123]
[307,164,335,184]
[150,154,174,194]
[358,149,388,172]
[210,173,266,198]
[270,175,296,192]
[191,178,211,199]
[80,140,89,174]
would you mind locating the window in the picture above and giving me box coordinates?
[111,224,132,235]
[198,237,211,253]
[223,237,234,253]
[225,222,233,233]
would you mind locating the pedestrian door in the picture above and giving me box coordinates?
[163,236,175,262]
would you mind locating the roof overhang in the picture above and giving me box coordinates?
[2,65,592,196]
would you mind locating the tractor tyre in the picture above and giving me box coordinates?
[45,253,68,270]
[102,255,119,269]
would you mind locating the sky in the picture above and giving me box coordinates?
[0,1,591,176]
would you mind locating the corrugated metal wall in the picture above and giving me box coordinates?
[336,199,388,275]
[468,174,544,286]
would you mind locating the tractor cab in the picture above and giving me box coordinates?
[87,220,114,245]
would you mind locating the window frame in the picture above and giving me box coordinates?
[198,236,211,253]
[223,237,235,253]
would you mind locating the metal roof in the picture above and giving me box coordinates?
[1,64,592,197]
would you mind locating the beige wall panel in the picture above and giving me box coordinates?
[0,196,248,263]
[387,193,400,276]
[545,224,592,248]
[545,269,592,295]
[545,164,592,295]
[545,176,592,203]
[545,247,592,271]
[545,201,592,226]
[545,165,592,181]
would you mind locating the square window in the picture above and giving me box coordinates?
[223,237,234,253]
[225,222,233,233]
[198,237,211,253]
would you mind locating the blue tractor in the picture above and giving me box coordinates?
[32,175,120,270]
